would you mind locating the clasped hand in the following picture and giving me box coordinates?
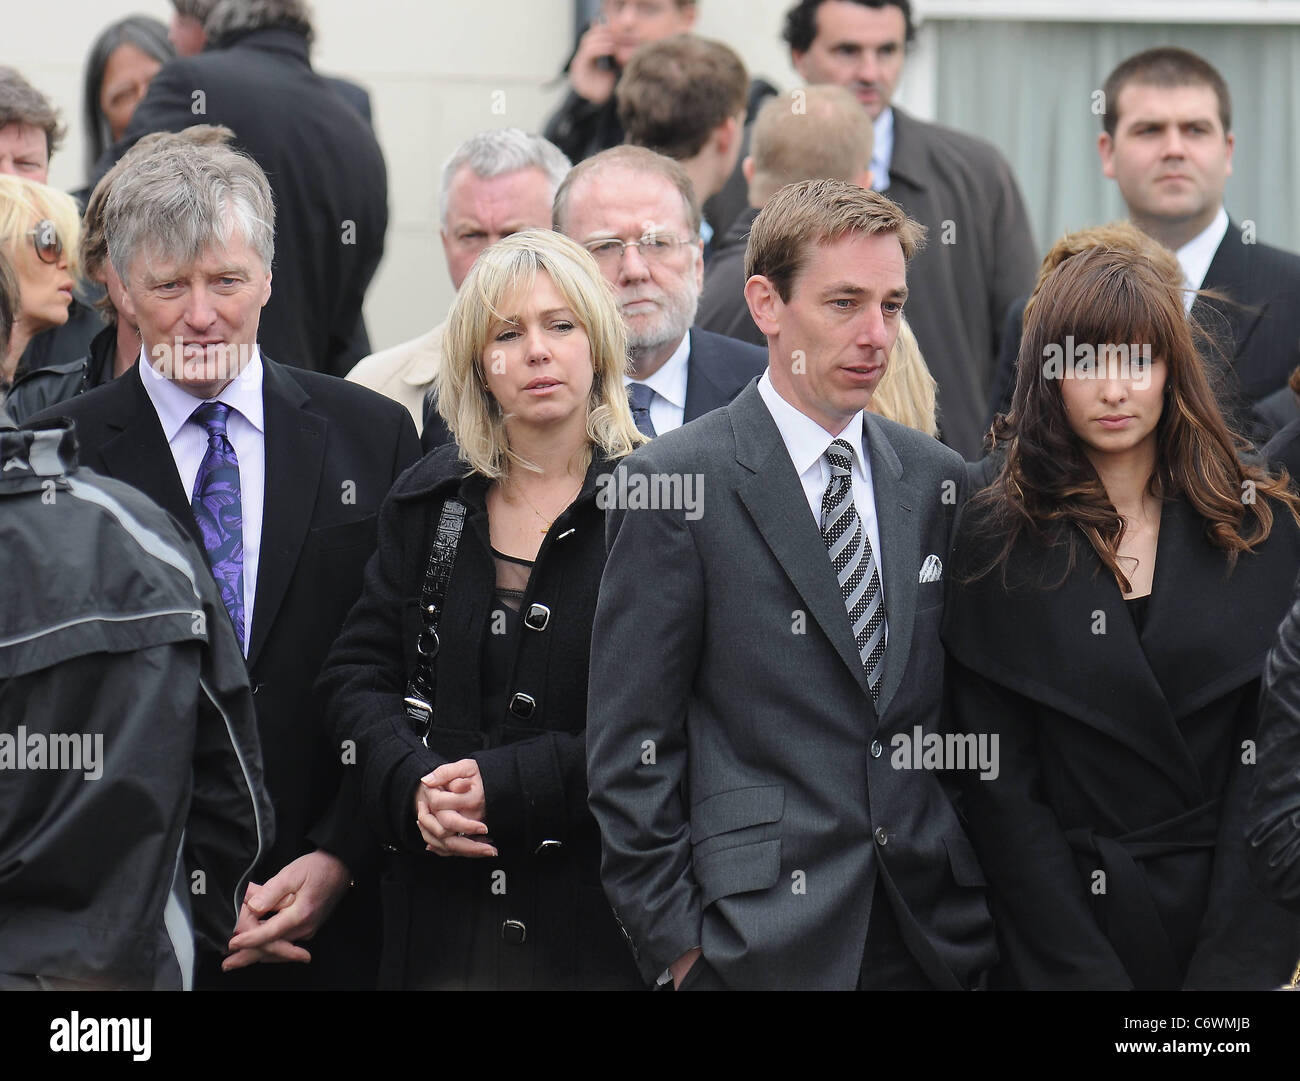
[415,758,496,858]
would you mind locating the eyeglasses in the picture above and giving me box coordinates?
[583,233,694,267]
[26,219,63,265]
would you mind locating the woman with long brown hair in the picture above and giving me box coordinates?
[942,232,1300,989]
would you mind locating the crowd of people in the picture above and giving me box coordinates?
[2,0,1300,992]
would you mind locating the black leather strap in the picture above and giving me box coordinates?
[404,497,467,741]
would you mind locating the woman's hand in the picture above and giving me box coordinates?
[414,758,497,858]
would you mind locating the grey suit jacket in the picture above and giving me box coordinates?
[586,382,997,989]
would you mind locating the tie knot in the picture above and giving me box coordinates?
[825,438,854,476]
[191,400,231,439]
[627,382,654,411]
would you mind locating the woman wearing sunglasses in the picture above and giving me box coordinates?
[0,175,79,393]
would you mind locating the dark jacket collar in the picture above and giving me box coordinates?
[1193,219,1262,353]
[718,206,761,251]
[882,106,928,194]
[944,494,1300,796]
[392,443,620,509]
[207,24,312,65]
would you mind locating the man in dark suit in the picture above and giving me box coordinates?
[988,47,1300,443]
[586,179,996,990]
[98,0,387,377]
[32,139,420,989]
[551,145,766,439]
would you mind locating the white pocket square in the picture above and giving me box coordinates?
[919,554,943,584]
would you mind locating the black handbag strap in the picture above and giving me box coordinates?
[404,497,468,742]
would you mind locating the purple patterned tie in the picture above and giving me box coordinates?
[190,401,245,649]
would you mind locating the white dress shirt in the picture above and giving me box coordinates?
[139,347,266,655]
[1175,206,1229,312]
[757,371,885,608]
[870,107,895,193]
[627,331,691,434]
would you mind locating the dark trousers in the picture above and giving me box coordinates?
[857,877,935,990]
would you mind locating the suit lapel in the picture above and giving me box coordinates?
[96,365,203,550]
[1193,225,1262,363]
[683,329,726,422]
[731,386,872,699]
[945,508,1204,800]
[864,416,922,717]
[878,107,928,197]
[1142,497,1300,719]
[247,358,326,666]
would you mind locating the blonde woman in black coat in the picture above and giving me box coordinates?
[319,230,645,989]
[943,236,1300,990]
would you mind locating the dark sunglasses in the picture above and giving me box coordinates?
[26,219,63,265]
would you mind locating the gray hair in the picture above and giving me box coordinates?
[105,139,276,283]
[204,0,314,46]
[439,129,571,229]
[170,0,217,18]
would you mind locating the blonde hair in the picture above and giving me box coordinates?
[0,174,81,279]
[749,85,874,204]
[437,228,646,479]
[869,316,938,437]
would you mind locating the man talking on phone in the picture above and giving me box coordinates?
[546,1,723,164]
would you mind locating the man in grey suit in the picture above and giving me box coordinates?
[587,179,996,990]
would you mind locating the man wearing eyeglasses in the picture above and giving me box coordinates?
[552,146,766,437]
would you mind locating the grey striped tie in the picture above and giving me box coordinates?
[820,438,886,699]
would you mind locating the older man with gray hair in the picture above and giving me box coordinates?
[348,128,570,438]
[33,135,421,991]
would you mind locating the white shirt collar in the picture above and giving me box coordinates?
[870,106,895,192]
[627,330,690,410]
[756,369,869,478]
[138,344,266,439]
[1175,206,1229,311]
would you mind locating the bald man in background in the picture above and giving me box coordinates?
[697,85,874,347]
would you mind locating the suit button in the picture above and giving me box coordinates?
[250,681,262,696]
[501,919,527,944]
[534,839,563,855]
[524,603,551,631]
[870,739,883,759]
[508,692,536,718]
[874,827,888,846]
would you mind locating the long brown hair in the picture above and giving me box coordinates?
[970,232,1300,591]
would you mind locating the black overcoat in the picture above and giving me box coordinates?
[942,495,1300,989]
[317,445,642,990]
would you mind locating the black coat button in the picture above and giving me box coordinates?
[524,603,551,631]
[501,919,527,944]
[508,692,536,718]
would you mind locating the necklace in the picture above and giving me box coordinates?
[510,476,584,534]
